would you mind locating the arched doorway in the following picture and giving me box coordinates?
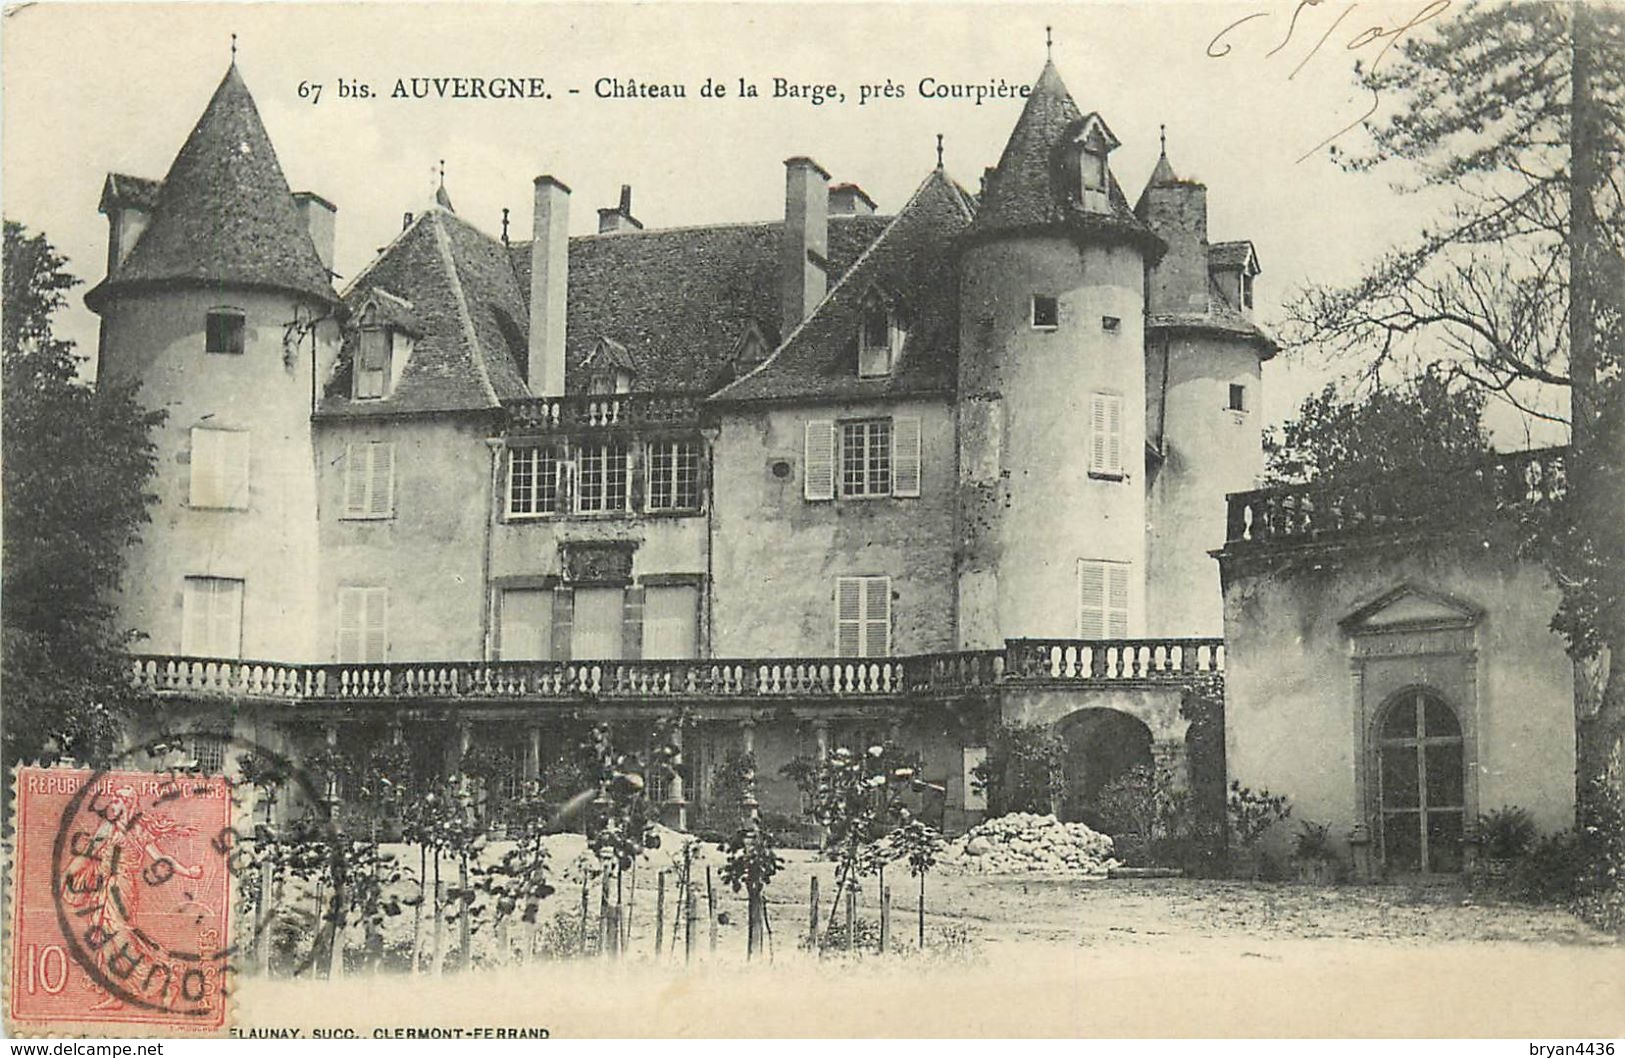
[1056,709,1152,828]
[1376,688,1465,875]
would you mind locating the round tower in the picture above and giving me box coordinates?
[1135,138,1276,636]
[955,60,1165,648]
[86,63,340,663]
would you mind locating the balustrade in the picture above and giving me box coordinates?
[504,393,700,434]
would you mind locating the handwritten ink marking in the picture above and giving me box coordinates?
[1290,3,1358,80]
[1207,12,1270,57]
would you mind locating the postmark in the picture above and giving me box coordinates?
[8,734,345,1035]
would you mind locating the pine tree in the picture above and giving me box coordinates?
[2,220,164,769]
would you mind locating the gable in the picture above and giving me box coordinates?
[1339,584,1484,634]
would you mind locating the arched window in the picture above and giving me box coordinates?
[1377,688,1465,874]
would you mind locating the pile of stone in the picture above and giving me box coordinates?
[939,812,1117,876]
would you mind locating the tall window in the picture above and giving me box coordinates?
[182,576,244,658]
[835,575,891,658]
[1081,149,1107,194]
[336,586,388,663]
[1077,560,1130,638]
[841,420,892,497]
[1378,689,1465,875]
[643,585,700,659]
[577,442,629,513]
[507,446,564,516]
[355,328,395,400]
[570,587,624,660]
[343,442,395,519]
[647,440,702,512]
[205,310,245,355]
[857,294,897,378]
[1228,383,1248,412]
[189,428,250,509]
[1088,393,1124,478]
[1031,295,1059,330]
[497,588,553,661]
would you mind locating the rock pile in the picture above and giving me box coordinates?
[939,812,1117,876]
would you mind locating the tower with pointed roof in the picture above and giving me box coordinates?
[955,58,1165,647]
[1136,135,1277,635]
[87,62,341,662]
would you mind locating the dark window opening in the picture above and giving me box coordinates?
[1102,315,1121,333]
[1032,295,1059,330]
[1228,383,1247,412]
[206,311,245,355]
[1378,689,1465,875]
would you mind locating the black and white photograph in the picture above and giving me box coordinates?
[2,0,1622,1041]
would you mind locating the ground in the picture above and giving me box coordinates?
[239,846,1625,1037]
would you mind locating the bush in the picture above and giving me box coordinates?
[1498,781,1624,934]
[1476,805,1537,860]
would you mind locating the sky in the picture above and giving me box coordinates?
[0,0,1563,444]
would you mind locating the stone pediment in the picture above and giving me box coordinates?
[1339,583,1483,635]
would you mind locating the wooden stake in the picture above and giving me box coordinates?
[845,882,856,951]
[431,878,446,977]
[683,887,698,964]
[578,875,590,957]
[880,884,891,954]
[654,870,667,956]
[808,875,820,951]
[706,865,718,953]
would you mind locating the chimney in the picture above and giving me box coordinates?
[529,175,571,396]
[597,184,643,234]
[293,192,338,273]
[829,183,877,216]
[781,156,830,339]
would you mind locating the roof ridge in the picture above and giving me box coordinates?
[710,168,941,402]
[429,212,500,408]
[343,211,434,298]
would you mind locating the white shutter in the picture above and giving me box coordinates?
[892,417,921,497]
[1107,563,1131,637]
[224,431,251,508]
[183,577,242,657]
[344,444,369,515]
[189,428,222,507]
[337,588,365,661]
[182,579,211,654]
[863,576,892,657]
[1088,397,1108,473]
[497,588,552,661]
[1105,395,1123,475]
[643,586,700,660]
[1078,560,1107,639]
[368,443,395,517]
[835,577,863,657]
[570,587,624,660]
[361,589,388,662]
[804,420,836,501]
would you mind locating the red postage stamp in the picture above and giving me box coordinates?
[9,766,233,1034]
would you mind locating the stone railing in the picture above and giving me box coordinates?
[1002,639,1224,682]
[503,393,701,434]
[130,640,1214,706]
[1225,446,1567,548]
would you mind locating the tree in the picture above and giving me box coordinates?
[2,220,164,771]
[1283,1,1625,791]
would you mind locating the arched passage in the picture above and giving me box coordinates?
[1054,708,1153,827]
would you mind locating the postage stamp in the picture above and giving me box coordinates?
[9,766,234,1034]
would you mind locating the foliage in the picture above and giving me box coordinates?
[1501,778,1625,932]
[577,720,678,872]
[971,722,1065,816]
[1291,820,1334,862]
[2,220,165,770]
[1095,763,1225,874]
[717,823,784,896]
[707,749,757,828]
[888,817,944,879]
[1227,780,1292,850]
[1476,805,1538,861]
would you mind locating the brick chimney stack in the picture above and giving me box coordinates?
[597,184,643,234]
[529,175,571,396]
[292,192,337,273]
[780,156,829,340]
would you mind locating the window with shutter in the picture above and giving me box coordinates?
[181,577,244,658]
[835,575,891,657]
[1078,559,1130,638]
[643,585,700,659]
[355,329,392,400]
[857,294,897,378]
[497,588,553,661]
[570,587,624,660]
[189,428,250,509]
[336,586,388,662]
[205,310,245,355]
[804,420,836,501]
[1088,394,1124,478]
[841,419,892,497]
[342,442,395,519]
[892,417,921,497]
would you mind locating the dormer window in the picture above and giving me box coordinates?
[1242,271,1255,310]
[205,309,245,355]
[1081,150,1106,195]
[583,336,637,395]
[355,327,395,400]
[351,292,419,401]
[1071,113,1121,214]
[857,290,902,378]
[588,370,633,395]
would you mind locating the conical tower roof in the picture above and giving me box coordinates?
[87,64,336,311]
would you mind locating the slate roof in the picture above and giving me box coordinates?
[100,173,163,212]
[1209,240,1258,272]
[86,64,336,312]
[507,213,891,396]
[969,60,1160,255]
[711,168,975,405]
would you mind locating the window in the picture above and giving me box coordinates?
[189,427,250,509]
[570,586,624,660]
[355,328,394,400]
[1031,295,1059,330]
[1081,150,1107,193]
[647,439,702,512]
[643,585,700,660]
[1377,689,1465,874]
[857,293,900,378]
[1077,560,1130,639]
[1228,383,1248,412]
[841,420,892,497]
[577,442,629,514]
[1088,393,1124,477]
[507,446,565,517]
[1242,271,1255,310]
[182,576,244,658]
[497,588,554,661]
[1101,315,1121,333]
[205,310,245,355]
[185,734,226,774]
[342,442,395,519]
[835,576,891,658]
[336,586,387,663]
